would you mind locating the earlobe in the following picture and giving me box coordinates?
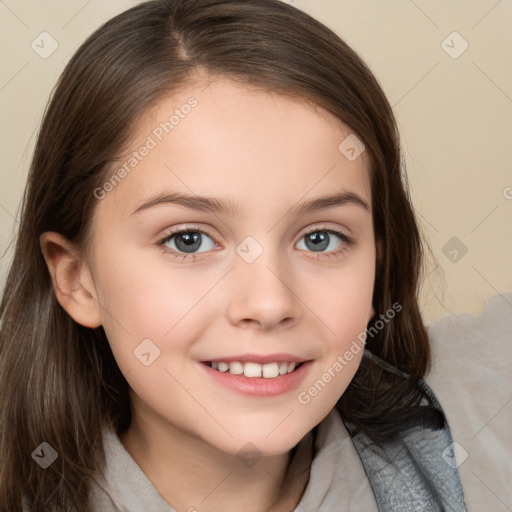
[39,232,102,328]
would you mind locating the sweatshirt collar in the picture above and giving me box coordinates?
[93,409,376,511]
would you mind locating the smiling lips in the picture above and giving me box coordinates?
[199,353,312,396]
[201,353,309,379]
[200,357,312,397]
[204,360,301,378]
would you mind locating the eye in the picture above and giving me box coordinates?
[157,226,351,261]
[296,229,350,254]
[159,229,217,254]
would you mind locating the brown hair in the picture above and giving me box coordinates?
[0,1,436,510]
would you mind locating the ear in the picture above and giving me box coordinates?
[39,232,102,328]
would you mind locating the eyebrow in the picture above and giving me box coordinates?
[130,190,370,217]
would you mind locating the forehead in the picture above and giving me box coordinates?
[97,75,371,220]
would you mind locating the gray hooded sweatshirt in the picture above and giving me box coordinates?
[89,351,467,511]
[90,408,379,511]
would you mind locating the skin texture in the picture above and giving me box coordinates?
[40,76,376,511]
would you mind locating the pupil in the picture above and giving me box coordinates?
[306,231,329,251]
[175,231,202,253]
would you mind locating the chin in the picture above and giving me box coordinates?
[211,415,317,458]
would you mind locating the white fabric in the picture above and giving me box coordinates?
[425,292,512,512]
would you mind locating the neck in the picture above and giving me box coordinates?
[119,394,310,512]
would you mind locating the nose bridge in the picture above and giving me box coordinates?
[226,236,299,329]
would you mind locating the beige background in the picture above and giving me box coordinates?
[0,0,511,321]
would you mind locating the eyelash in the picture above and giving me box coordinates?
[156,224,353,262]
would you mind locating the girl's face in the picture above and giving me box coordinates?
[86,76,376,456]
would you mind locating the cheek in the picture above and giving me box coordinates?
[92,244,219,366]
[296,253,374,402]
[295,294,371,426]
[305,252,375,341]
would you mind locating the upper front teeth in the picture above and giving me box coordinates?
[211,361,297,378]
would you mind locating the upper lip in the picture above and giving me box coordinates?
[202,353,310,364]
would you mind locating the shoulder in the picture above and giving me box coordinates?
[425,295,512,512]
[341,354,467,512]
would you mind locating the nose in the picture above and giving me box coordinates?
[225,251,300,331]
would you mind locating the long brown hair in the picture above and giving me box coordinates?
[0,1,435,510]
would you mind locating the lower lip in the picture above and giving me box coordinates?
[199,361,313,397]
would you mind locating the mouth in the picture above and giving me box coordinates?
[199,358,313,397]
[202,360,305,379]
